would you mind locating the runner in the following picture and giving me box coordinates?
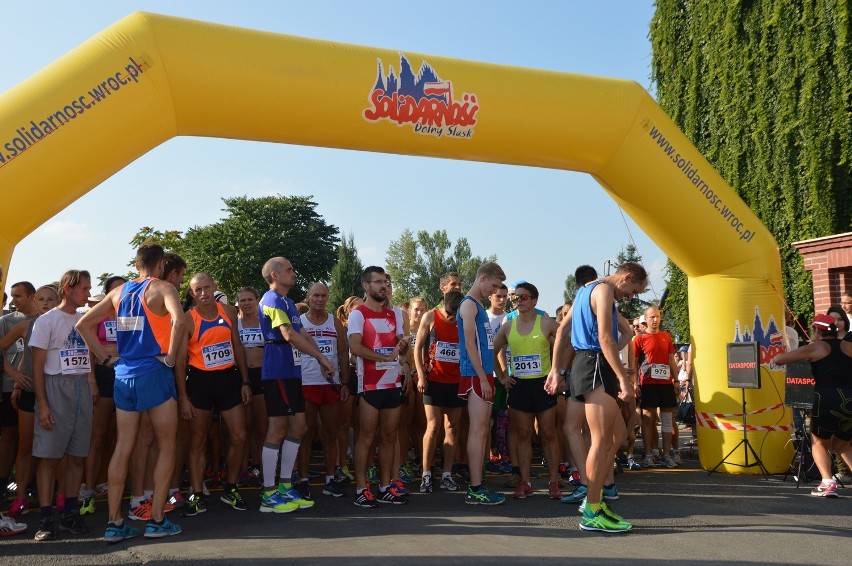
[236,286,266,487]
[569,263,645,533]
[79,276,126,516]
[256,257,332,513]
[493,281,562,499]
[2,284,57,522]
[348,266,409,507]
[457,261,506,505]
[298,283,349,498]
[77,243,187,542]
[31,270,95,540]
[413,290,464,494]
[633,306,679,469]
[175,273,251,515]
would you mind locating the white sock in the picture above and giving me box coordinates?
[262,443,280,489]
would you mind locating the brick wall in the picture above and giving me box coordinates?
[793,233,852,313]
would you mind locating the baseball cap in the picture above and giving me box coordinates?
[678,345,689,353]
[811,313,836,329]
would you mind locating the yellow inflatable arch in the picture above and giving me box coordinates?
[0,12,791,472]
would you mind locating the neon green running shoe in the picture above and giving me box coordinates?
[259,489,298,514]
[79,496,95,516]
[579,507,632,533]
[281,486,315,509]
[600,501,628,525]
[464,485,506,505]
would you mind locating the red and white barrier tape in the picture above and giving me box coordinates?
[696,411,793,432]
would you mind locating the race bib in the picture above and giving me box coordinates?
[104,320,118,342]
[316,337,335,361]
[15,337,24,353]
[60,347,91,375]
[374,346,396,371]
[435,341,459,363]
[485,324,494,350]
[239,327,263,348]
[292,348,303,366]
[651,363,671,379]
[202,341,234,369]
[513,354,542,377]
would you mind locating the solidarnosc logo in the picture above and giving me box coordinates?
[733,306,785,370]
[363,54,479,139]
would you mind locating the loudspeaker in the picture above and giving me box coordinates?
[727,342,760,389]
[784,360,815,408]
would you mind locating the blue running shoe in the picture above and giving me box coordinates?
[103,521,140,543]
[398,464,414,484]
[143,517,182,538]
[259,490,298,513]
[561,484,588,504]
[484,461,503,475]
[366,466,379,485]
[464,485,505,505]
[603,484,619,500]
[282,487,315,509]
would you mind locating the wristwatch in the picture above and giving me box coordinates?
[558,368,568,378]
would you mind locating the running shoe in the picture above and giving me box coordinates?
[603,484,619,500]
[144,517,182,538]
[366,466,379,485]
[353,489,379,508]
[6,497,28,518]
[94,482,109,496]
[259,490,298,513]
[485,460,504,475]
[322,479,344,498]
[336,465,355,483]
[439,476,460,492]
[390,479,409,496]
[420,475,433,493]
[579,506,632,533]
[282,487,315,509]
[0,514,27,537]
[504,473,521,488]
[103,521,140,543]
[465,485,506,505]
[500,460,513,474]
[220,486,247,511]
[34,517,55,541]
[811,481,839,498]
[58,512,89,535]
[168,491,187,509]
[578,497,586,513]
[548,480,563,500]
[561,484,588,504]
[378,487,408,505]
[185,494,207,516]
[296,480,312,501]
[512,480,533,499]
[627,457,642,471]
[600,500,627,523]
[129,500,153,521]
[663,455,677,469]
[642,454,656,468]
[672,450,682,465]
[79,496,95,516]
[398,464,414,484]
[451,463,471,483]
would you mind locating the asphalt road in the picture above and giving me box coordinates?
[2,456,850,566]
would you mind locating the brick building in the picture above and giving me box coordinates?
[792,232,852,314]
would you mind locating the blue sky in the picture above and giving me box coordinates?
[1,1,662,309]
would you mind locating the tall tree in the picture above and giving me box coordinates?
[651,1,852,338]
[328,231,364,312]
[385,229,496,306]
[180,195,339,302]
[563,274,577,303]
[615,244,649,320]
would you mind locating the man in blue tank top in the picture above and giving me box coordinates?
[457,261,506,506]
[78,243,187,542]
[569,262,646,533]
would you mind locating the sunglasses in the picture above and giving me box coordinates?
[516,294,533,302]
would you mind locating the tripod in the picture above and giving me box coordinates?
[708,388,769,477]
[782,407,813,487]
